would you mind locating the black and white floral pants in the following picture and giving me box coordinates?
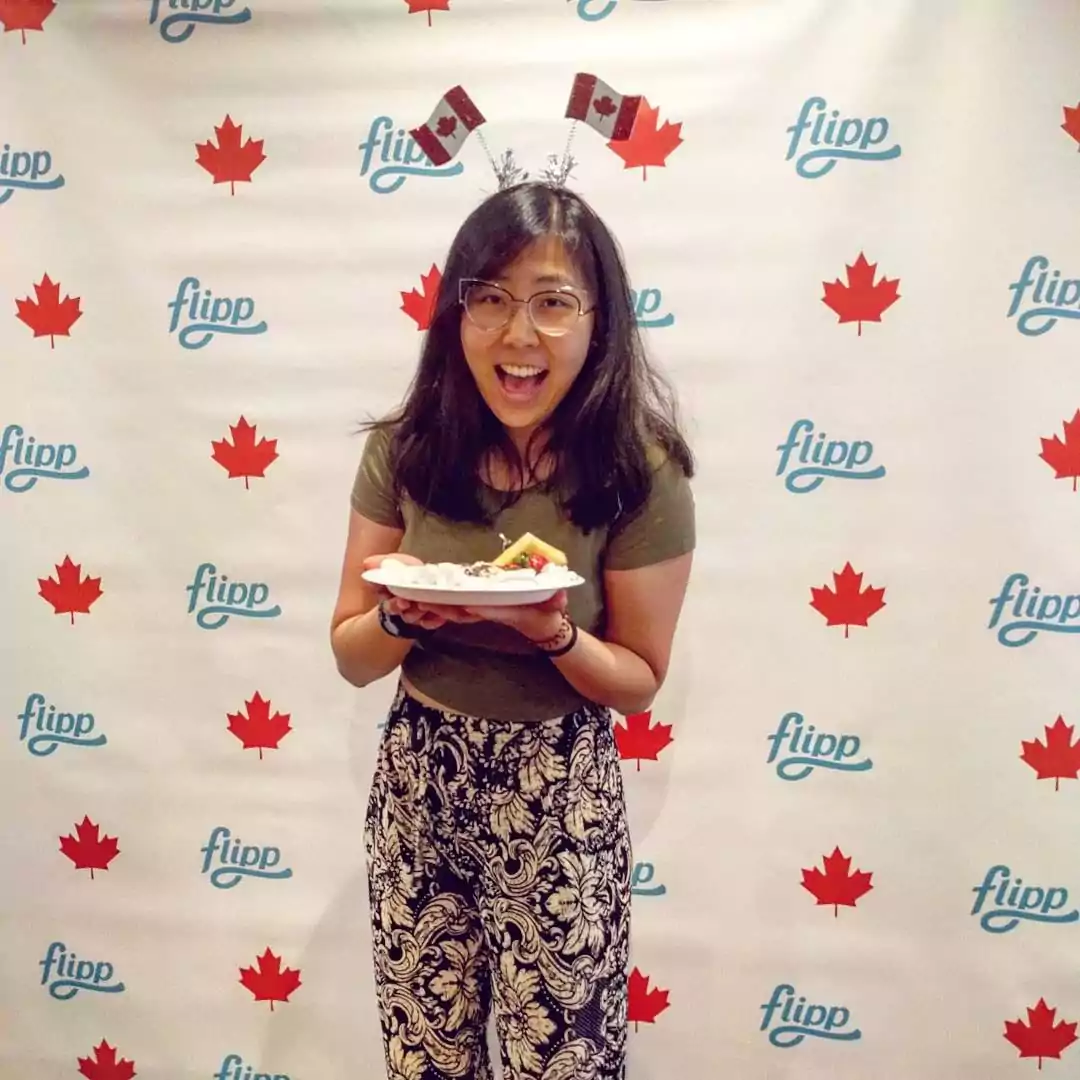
[364,682,632,1080]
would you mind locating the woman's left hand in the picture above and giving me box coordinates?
[465,590,569,644]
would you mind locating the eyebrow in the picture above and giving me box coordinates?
[493,272,579,288]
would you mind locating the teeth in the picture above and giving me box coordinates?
[500,364,545,378]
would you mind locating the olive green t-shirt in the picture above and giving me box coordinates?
[351,426,696,722]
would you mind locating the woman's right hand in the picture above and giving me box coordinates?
[363,554,482,631]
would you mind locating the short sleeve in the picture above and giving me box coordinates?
[350,426,404,528]
[604,452,696,571]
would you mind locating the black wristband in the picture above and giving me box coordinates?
[377,601,433,641]
[537,619,578,658]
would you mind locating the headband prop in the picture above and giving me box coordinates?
[409,73,642,191]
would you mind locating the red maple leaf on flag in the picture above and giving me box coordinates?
[801,847,873,917]
[16,273,82,347]
[60,816,120,879]
[1004,998,1078,1069]
[1021,716,1080,792]
[196,115,266,195]
[0,0,56,43]
[1062,103,1080,148]
[228,692,292,759]
[614,711,673,771]
[211,416,279,489]
[400,264,443,330]
[77,1040,137,1080]
[810,562,885,638]
[403,0,449,26]
[239,947,302,1010]
[607,99,683,180]
[627,967,670,1030]
[1039,409,1080,492]
[821,252,900,336]
[38,555,103,624]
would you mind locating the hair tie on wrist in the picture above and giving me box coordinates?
[536,616,577,658]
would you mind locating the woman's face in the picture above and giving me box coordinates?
[459,234,595,442]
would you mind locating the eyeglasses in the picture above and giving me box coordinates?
[458,278,593,337]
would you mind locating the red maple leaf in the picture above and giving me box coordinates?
[0,0,56,44]
[1062,103,1080,148]
[228,692,292,759]
[77,1040,136,1080]
[60,816,120,880]
[196,115,266,195]
[607,99,683,180]
[211,416,279,489]
[239,947,302,1010]
[614,711,673,771]
[627,967,670,1030]
[16,273,82,347]
[801,847,873,917]
[403,0,449,26]
[400,264,442,330]
[593,95,617,118]
[1039,409,1080,492]
[1021,716,1080,792]
[810,562,885,638]
[1004,998,1078,1070]
[38,555,103,624]
[821,252,900,336]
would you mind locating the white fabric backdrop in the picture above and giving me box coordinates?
[6,1,1080,1076]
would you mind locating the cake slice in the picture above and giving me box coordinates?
[492,532,568,570]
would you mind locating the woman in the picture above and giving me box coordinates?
[330,180,695,1080]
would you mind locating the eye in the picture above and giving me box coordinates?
[471,287,507,306]
[538,293,578,311]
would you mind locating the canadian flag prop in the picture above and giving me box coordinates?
[410,86,486,166]
[565,72,642,141]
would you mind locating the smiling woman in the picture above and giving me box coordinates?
[329,180,695,1080]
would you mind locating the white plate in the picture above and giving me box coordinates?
[362,568,585,607]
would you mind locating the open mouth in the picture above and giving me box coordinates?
[495,364,549,396]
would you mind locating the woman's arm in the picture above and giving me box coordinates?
[329,511,416,688]
[465,551,694,715]
[549,553,693,714]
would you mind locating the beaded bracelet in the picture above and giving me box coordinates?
[534,615,578,658]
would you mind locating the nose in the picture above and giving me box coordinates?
[502,302,539,347]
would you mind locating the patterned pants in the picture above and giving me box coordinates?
[365,682,632,1080]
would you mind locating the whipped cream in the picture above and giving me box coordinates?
[376,558,576,590]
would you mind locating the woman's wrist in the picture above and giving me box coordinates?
[528,613,578,657]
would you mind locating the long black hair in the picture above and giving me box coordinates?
[362,181,693,532]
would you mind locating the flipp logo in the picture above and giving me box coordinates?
[147,0,252,43]
[359,117,463,194]
[631,288,674,329]
[574,0,669,22]
[970,865,1079,933]
[200,826,292,889]
[766,711,871,781]
[760,985,862,1048]
[185,563,281,630]
[785,97,900,179]
[0,424,88,493]
[575,0,618,21]
[213,1056,291,1080]
[0,144,64,204]
[987,573,1080,647]
[167,277,267,350]
[631,861,666,897]
[776,419,884,493]
[1007,256,1080,336]
[17,693,107,756]
[39,941,125,1001]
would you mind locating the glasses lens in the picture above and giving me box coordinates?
[464,284,511,329]
[530,291,580,334]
